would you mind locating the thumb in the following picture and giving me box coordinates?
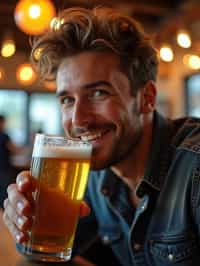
[80,201,90,217]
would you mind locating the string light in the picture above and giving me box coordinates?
[16,63,36,85]
[188,55,200,70]
[159,45,174,62]
[183,54,200,69]
[1,39,16,58]
[177,30,191,48]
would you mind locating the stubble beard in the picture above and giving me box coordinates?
[91,107,142,170]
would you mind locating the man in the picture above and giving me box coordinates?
[3,7,200,266]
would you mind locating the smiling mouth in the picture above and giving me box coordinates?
[79,130,109,142]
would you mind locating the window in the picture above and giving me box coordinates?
[0,90,27,145]
[29,93,62,136]
[185,73,200,117]
[0,90,63,146]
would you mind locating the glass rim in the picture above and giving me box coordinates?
[34,133,92,146]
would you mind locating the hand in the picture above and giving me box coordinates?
[3,171,36,243]
[3,171,90,244]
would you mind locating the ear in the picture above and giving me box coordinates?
[140,81,157,114]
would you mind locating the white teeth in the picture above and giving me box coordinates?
[81,133,102,141]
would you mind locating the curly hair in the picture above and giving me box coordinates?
[31,6,158,94]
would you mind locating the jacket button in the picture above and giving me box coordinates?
[102,235,110,244]
[168,254,174,261]
[133,243,142,251]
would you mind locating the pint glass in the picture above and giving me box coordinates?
[17,134,92,262]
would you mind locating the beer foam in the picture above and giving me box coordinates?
[32,144,92,159]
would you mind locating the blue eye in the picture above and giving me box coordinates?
[93,89,109,98]
[61,96,74,106]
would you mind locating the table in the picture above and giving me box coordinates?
[0,210,95,266]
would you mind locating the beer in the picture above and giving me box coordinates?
[19,134,92,262]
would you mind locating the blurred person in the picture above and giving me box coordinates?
[0,115,22,208]
[3,7,200,266]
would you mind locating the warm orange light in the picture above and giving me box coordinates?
[14,0,56,35]
[16,63,36,85]
[0,68,5,81]
[1,39,16,58]
[29,4,41,19]
[183,54,200,70]
[44,80,56,91]
[188,55,200,70]
[159,45,174,62]
[33,47,43,61]
[177,30,191,48]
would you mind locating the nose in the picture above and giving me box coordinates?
[72,99,92,128]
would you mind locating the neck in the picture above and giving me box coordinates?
[111,114,153,192]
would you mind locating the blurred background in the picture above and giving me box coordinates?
[0,0,200,164]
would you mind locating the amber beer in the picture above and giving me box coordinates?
[20,134,92,262]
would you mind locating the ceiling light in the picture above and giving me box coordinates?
[29,5,41,19]
[187,55,200,70]
[16,63,36,85]
[14,0,56,35]
[177,30,191,48]
[159,45,174,62]
[1,39,16,58]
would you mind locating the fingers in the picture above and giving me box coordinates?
[80,201,91,217]
[4,198,32,231]
[16,171,37,193]
[3,211,28,243]
[3,171,35,243]
[7,184,32,216]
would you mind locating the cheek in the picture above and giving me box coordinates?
[106,104,130,126]
[100,101,125,121]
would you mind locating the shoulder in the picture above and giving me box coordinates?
[171,116,200,153]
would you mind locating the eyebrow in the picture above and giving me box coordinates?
[56,80,112,98]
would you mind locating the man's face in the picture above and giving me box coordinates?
[56,52,143,170]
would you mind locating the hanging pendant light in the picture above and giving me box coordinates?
[14,0,56,35]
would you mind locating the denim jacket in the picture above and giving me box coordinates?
[74,111,200,266]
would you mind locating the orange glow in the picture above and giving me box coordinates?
[183,54,200,70]
[159,45,174,62]
[177,31,191,48]
[29,5,41,19]
[44,80,56,91]
[0,68,4,81]
[187,55,200,70]
[33,47,43,61]
[1,40,16,58]
[14,0,56,35]
[16,63,36,85]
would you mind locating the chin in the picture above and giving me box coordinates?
[90,143,120,170]
[90,161,105,171]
